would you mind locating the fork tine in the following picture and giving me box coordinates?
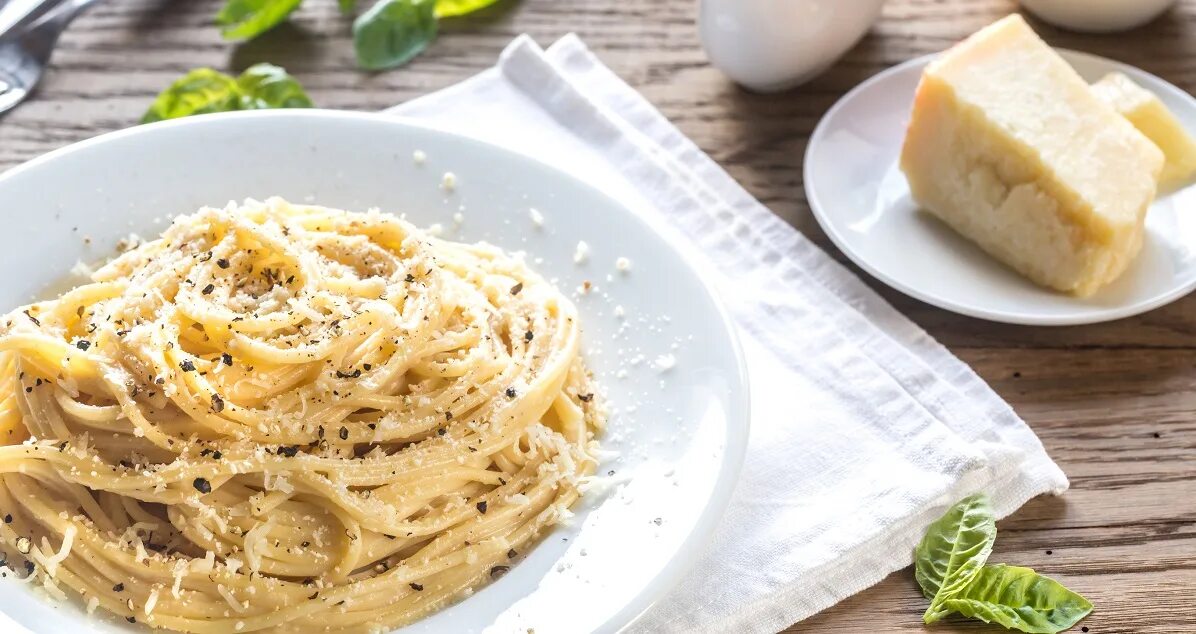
[0,0,69,42]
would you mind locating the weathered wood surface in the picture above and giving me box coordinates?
[1,0,1192,632]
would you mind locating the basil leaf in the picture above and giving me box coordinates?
[339,0,357,13]
[914,493,996,622]
[940,564,1093,633]
[434,0,500,18]
[216,0,303,41]
[353,0,438,71]
[235,64,314,110]
[142,69,241,124]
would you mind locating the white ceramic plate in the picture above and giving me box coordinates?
[805,50,1196,325]
[0,111,749,633]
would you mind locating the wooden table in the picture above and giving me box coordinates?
[2,0,1193,632]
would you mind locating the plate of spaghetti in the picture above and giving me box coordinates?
[0,111,748,633]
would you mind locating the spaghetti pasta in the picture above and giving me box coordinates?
[0,198,602,632]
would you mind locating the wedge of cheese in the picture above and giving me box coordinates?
[1091,72,1196,192]
[900,15,1163,296]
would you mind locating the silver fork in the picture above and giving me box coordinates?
[0,0,104,116]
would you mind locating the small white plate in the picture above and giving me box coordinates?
[805,50,1196,325]
[0,111,749,633]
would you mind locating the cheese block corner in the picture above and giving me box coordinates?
[900,14,1164,296]
[1091,71,1196,192]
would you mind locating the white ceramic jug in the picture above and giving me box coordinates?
[699,0,886,93]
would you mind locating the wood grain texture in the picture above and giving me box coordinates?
[1,0,1194,632]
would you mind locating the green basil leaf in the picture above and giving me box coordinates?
[914,493,996,622]
[216,0,304,41]
[353,0,438,71]
[339,0,357,13]
[940,564,1093,633]
[142,69,241,124]
[235,63,314,110]
[434,0,500,18]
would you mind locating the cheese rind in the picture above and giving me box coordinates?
[1091,72,1196,192]
[900,15,1163,296]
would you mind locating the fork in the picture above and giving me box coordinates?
[0,0,104,117]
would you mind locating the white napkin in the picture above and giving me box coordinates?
[390,35,1069,633]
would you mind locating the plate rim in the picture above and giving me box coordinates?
[0,109,752,634]
[804,49,1196,326]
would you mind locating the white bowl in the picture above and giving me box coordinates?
[0,111,750,633]
[1021,0,1177,33]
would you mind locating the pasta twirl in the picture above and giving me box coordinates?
[0,198,602,632]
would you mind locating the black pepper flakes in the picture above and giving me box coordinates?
[507,549,517,559]
[3,514,10,524]
[201,283,215,295]
[437,427,446,436]
[476,501,488,514]
[409,582,423,591]
[216,258,230,269]
[489,565,510,580]
[505,387,517,398]
[212,451,222,460]
[405,274,415,283]
[524,331,533,342]
[193,478,212,494]
[278,445,299,458]
[338,426,349,441]
[126,617,136,624]
[578,393,593,402]
[112,582,124,592]
[445,411,453,421]
[211,394,225,413]
[510,282,523,295]
[222,352,233,366]
[75,340,91,351]
[180,360,196,372]
[22,310,40,326]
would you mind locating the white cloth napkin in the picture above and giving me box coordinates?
[390,35,1069,634]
